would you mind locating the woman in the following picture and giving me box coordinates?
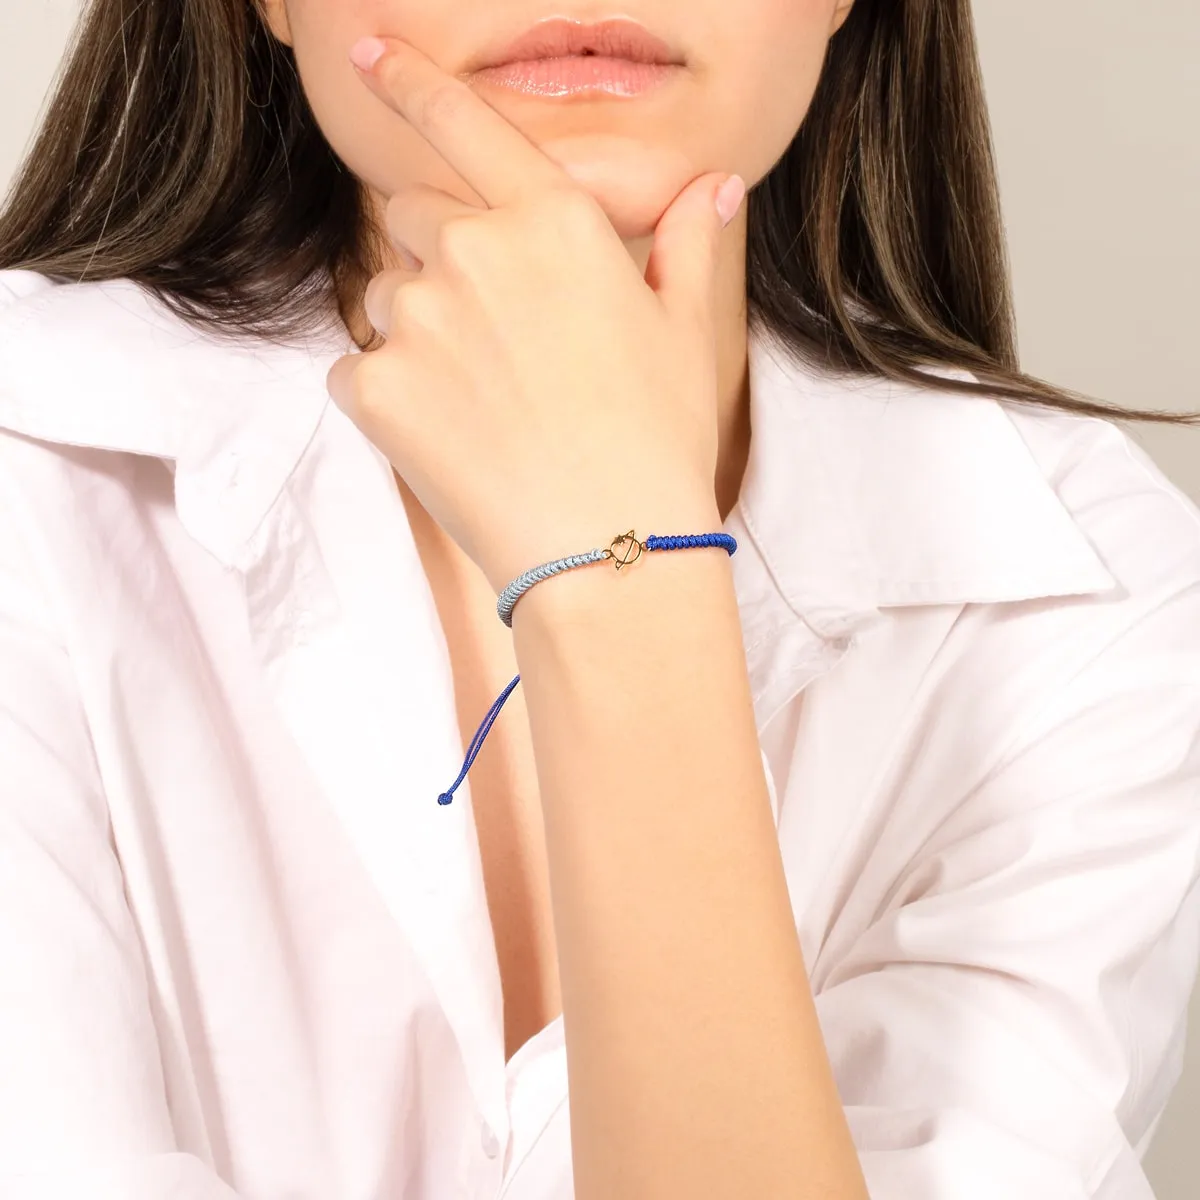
[0,1,1197,1196]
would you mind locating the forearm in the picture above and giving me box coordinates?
[509,538,868,1200]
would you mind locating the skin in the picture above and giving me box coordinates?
[258,5,866,1196]
[259,0,854,520]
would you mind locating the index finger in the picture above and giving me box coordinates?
[349,36,571,208]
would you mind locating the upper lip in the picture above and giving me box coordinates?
[466,17,681,72]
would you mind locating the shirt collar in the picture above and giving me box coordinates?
[0,272,1116,621]
[0,271,350,566]
[738,324,1117,638]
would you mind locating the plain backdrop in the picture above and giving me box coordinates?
[2,2,1197,1195]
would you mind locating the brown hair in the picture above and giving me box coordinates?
[0,0,1194,424]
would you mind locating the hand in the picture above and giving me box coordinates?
[326,35,746,600]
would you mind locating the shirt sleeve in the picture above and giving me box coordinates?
[814,580,1200,1199]
[0,467,241,1199]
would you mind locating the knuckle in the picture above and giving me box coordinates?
[347,354,393,421]
[362,274,385,321]
[544,187,604,240]
[434,217,480,267]
[389,280,441,332]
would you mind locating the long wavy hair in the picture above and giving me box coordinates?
[0,0,1193,424]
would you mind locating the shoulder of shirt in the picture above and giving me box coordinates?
[1,268,1198,618]
[1001,397,1200,598]
[0,268,347,458]
[739,327,1200,628]
[0,268,354,566]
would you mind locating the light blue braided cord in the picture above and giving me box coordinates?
[442,528,740,805]
[496,547,610,627]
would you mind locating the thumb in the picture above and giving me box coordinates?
[645,172,745,328]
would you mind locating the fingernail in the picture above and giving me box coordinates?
[349,37,387,71]
[715,175,747,228]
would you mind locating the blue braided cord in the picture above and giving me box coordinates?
[440,528,738,806]
[437,671,523,805]
[645,532,737,555]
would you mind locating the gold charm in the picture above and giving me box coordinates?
[603,529,647,571]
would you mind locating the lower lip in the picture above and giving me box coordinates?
[470,55,680,98]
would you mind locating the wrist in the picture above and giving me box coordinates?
[486,496,725,609]
[508,528,737,643]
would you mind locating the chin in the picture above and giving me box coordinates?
[573,182,665,241]
[545,147,696,241]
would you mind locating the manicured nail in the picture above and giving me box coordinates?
[349,37,387,71]
[715,175,747,228]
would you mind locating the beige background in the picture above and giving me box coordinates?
[2,1,1197,1194]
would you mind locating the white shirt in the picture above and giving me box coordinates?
[0,266,1198,1200]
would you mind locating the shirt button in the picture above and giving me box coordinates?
[480,1121,501,1159]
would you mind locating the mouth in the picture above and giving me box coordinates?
[466,17,683,72]
[462,17,685,99]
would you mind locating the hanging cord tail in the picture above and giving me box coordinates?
[440,527,737,805]
[437,672,522,805]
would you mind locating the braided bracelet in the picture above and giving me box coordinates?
[437,527,737,806]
